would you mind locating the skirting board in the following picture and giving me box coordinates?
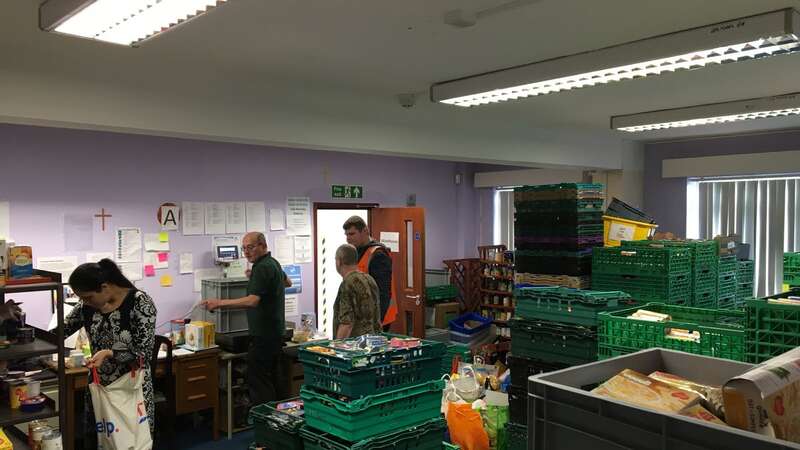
[662,150,800,178]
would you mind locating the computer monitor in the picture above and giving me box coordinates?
[216,245,239,262]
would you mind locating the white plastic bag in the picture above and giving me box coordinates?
[89,367,153,450]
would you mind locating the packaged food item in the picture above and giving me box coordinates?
[628,309,671,322]
[8,246,33,278]
[649,371,726,419]
[185,321,215,350]
[0,427,11,450]
[592,369,701,413]
[680,404,727,426]
[724,347,800,443]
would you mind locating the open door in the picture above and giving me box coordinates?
[370,207,426,338]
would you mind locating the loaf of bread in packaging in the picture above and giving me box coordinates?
[592,369,701,413]
[649,371,726,419]
[680,404,726,426]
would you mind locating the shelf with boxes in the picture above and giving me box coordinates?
[478,245,514,338]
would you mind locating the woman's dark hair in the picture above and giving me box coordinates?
[69,259,135,292]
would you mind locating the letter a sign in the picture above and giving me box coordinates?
[158,203,180,231]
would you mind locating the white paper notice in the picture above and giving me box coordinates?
[182,202,205,236]
[286,197,311,236]
[160,205,180,231]
[0,201,9,240]
[226,202,246,234]
[246,202,267,232]
[119,262,143,281]
[380,232,400,252]
[115,227,142,262]
[285,294,299,317]
[227,259,247,278]
[144,252,168,270]
[180,253,194,274]
[37,256,78,280]
[144,233,170,252]
[269,209,285,231]
[205,202,227,235]
[86,252,113,263]
[194,267,222,292]
[275,235,295,266]
[294,236,312,263]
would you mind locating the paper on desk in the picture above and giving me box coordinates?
[144,233,169,252]
[158,348,194,359]
[180,253,193,274]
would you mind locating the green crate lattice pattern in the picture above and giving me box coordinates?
[592,272,691,305]
[592,246,691,276]
[746,297,800,363]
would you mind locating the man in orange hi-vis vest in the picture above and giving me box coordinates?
[343,216,397,328]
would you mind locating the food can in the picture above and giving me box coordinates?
[8,379,27,408]
[32,424,51,450]
[41,430,62,450]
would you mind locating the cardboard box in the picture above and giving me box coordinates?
[426,302,460,329]
[714,234,740,256]
[8,246,32,279]
[185,321,216,351]
[724,347,800,443]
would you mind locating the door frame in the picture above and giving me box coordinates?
[312,202,379,319]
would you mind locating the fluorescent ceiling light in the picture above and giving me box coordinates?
[611,93,800,132]
[431,8,800,107]
[39,0,227,46]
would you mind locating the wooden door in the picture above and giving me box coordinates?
[369,207,426,338]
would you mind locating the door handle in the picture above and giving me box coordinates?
[406,294,421,306]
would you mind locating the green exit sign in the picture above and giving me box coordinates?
[332,184,364,199]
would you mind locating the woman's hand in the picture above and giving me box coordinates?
[87,349,113,369]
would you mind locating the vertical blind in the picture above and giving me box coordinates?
[697,178,800,296]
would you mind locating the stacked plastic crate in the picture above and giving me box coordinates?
[591,245,692,305]
[513,183,605,290]
[735,259,755,305]
[745,288,800,363]
[294,337,447,450]
[717,255,738,309]
[622,240,719,308]
[785,252,800,288]
[507,287,632,428]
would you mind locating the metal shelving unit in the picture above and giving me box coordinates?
[0,269,66,438]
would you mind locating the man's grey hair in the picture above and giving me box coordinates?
[335,244,358,266]
[254,232,267,246]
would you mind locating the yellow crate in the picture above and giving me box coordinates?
[602,215,658,247]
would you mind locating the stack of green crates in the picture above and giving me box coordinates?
[622,240,719,308]
[745,289,800,363]
[717,255,738,309]
[735,260,755,306]
[441,343,472,375]
[297,336,447,449]
[597,302,746,361]
[785,252,800,287]
[249,399,305,450]
[592,246,692,305]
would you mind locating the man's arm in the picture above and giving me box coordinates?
[335,323,353,339]
[369,251,393,319]
[201,295,260,311]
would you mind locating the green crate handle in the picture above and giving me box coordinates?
[606,303,744,334]
[620,251,637,256]
[301,380,445,412]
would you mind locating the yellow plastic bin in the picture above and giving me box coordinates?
[602,215,658,247]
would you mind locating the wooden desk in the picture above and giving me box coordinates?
[54,348,220,450]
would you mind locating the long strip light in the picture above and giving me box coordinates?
[611,93,800,132]
[40,0,227,46]
[431,9,800,107]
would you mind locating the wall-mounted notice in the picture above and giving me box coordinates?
[144,233,169,252]
[294,236,312,264]
[86,252,113,263]
[246,202,267,232]
[119,262,143,282]
[180,253,194,274]
[286,197,311,236]
[182,202,205,235]
[275,235,295,266]
[205,202,227,235]
[64,214,93,252]
[284,264,302,294]
[115,227,142,263]
[269,209,285,231]
[285,294,299,317]
[37,256,78,280]
[379,232,400,253]
[226,202,246,234]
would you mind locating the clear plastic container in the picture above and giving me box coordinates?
[170,319,186,346]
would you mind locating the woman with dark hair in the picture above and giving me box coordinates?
[64,258,157,444]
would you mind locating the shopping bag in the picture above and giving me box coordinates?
[447,402,490,450]
[89,366,153,450]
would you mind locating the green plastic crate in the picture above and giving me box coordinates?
[298,336,446,371]
[785,269,800,286]
[441,343,471,375]
[597,303,746,361]
[426,285,458,303]
[785,252,800,269]
[514,288,634,327]
[745,291,800,363]
[515,198,604,213]
[622,239,718,261]
[300,418,446,450]
[718,255,737,274]
[591,272,691,305]
[692,289,717,309]
[249,399,305,450]
[506,422,527,450]
[737,260,754,283]
[717,294,744,311]
[510,318,597,365]
[300,380,444,442]
[302,355,442,397]
[592,246,691,276]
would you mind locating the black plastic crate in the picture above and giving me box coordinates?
[508,385,527,425]
[507,354,567,387]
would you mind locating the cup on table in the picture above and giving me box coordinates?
[69,350,85,368]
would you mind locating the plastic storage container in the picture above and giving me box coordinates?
[745,289,800,363]
[300,380,444,442]
[448,313,492,335]
[302,355,442,397]
[510,319,597,365]
[592,246,691,276]
[528,348,800,450]
[249,398,304,450]
[602,215,658,247]
[506,422,527,450]
[200,278,250,333]
[298,336,446,371]
[300,418,446,450]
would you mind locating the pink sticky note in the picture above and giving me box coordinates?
[158,253,168,262]
[144,265,156,277]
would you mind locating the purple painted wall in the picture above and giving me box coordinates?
[644,129,800,236]
[0,124,492,331]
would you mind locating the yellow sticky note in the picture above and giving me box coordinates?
[159,232,169,243]
[160,274,173,287]
[784,283,790,292]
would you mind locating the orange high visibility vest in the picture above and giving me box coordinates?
[357,246,398,326]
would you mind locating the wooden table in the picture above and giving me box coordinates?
[53,347,220,450]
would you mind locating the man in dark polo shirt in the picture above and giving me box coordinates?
[201,231,285,405]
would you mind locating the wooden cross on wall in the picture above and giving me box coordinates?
[94,208,112,231]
